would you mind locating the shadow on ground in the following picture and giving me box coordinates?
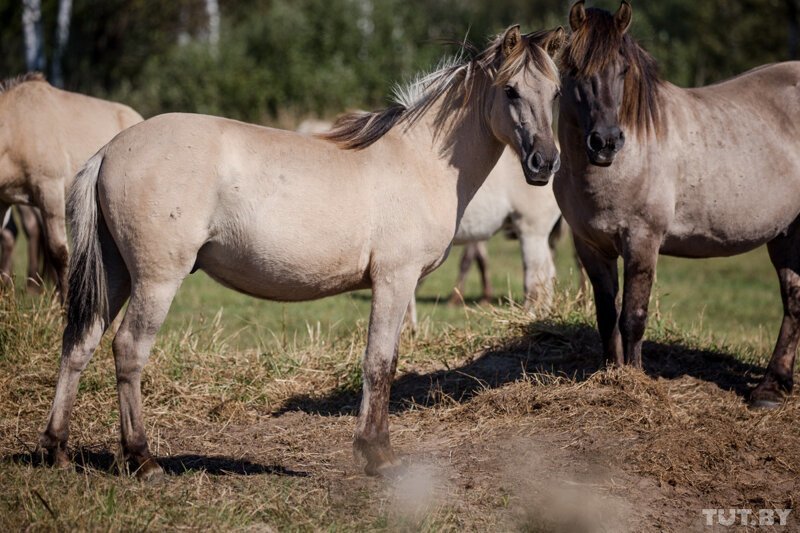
[5,448,308,477]
[277,320,766,417]
[351,291,513,307]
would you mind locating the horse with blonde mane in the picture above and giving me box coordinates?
[0,73,142,299]
[39,26,564,479]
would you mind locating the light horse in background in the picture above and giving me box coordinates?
[0,73,142,300]
[0,205,53,291]
[445,146,563,309]
[300,123,564,320]
[555,1,800,407]
[39,26,565,479]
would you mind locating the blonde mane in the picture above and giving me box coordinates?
[322,29,560,150]
[0,72,46,94]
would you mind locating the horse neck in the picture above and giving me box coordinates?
[406,80,506,212]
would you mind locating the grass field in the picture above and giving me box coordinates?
[1,230,797,531]
[142,233,780,353]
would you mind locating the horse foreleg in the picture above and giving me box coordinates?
[448,244,478,305]
[620,234,660,368]
[751,231,800,408]
[519,232,555,312]
[18,205,44,293]
[0,204,16,287]
[404,293,418,334]
[36,186,69,304]
[574,236,623,366]
[354,267,418,476]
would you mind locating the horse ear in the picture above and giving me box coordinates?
[615,1,633,34]
[537,27,565,57]
[501,25,522,58]
[569,0,587,31]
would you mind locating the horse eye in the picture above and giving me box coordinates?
[554,89,562,100]
[504,85,520,100]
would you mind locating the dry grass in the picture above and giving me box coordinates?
[0,286,798,531]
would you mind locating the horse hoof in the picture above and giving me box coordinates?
[135,458,165,483]
[53,451,72,470]
[37,444,71,470]
[447,298,464,307]
[355,437,401,477]
[749,398,783,410]
[365,455,403,478]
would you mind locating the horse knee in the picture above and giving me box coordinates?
[785,282,800,321]
[621,307,648,339]
[50,243,69,270]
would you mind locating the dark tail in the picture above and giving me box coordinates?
[65,147,108,341]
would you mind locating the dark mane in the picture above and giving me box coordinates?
[322,29,560,151]
[561,8,663,138]
[0,72,46,94]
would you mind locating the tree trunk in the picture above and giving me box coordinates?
[51,0,73,87]
[205,0,220,54]
[22,0,45,72]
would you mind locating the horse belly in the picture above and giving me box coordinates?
[196,234,371,302]
[454,191,510,243]
[663,202,800,258]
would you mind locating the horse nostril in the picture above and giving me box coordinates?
[529,151,545,171]
[587,132,606,152]
[551,155,561,173]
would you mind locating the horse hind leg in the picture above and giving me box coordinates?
[751,229,800,408]
[111,277,182,480]
[474,241,493,303]
[39,225,132,468]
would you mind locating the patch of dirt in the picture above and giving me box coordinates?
[5,319,798,530]
[101,363,798,531]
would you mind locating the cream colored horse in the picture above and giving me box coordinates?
[0,73,142,299]
[39,26,564,479]
[0,205,52,291]
[448,146,562,307]
[299,124,562,319]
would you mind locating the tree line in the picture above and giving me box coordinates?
[0,0,798,124]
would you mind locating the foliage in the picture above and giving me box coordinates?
[0,0,797,122]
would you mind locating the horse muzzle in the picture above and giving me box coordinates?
[586,127,625,167]
[523,151,560,186]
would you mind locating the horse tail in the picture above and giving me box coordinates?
[65,146,109,342]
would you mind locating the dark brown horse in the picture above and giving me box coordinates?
[553,1,800,408]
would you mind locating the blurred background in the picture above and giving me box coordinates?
[1,0,798,126]
[0,0,796,347]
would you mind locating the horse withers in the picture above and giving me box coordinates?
[553,1,800,407]
[39,26,565,479]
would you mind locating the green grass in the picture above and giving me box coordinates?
[161,236,787,356]
[6,228,782,353]
[0,227,794,531]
